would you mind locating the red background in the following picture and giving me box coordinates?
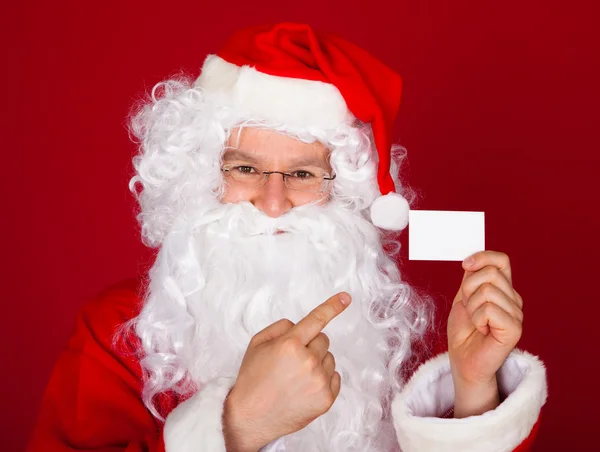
[4,1,598,450]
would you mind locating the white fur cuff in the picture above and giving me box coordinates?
[392,349,547,452]
[163,377,236,452]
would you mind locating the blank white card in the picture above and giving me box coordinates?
[408,210,485,261]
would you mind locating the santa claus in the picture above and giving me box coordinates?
[29,23,547,452]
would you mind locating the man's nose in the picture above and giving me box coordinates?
[252,173,293,218]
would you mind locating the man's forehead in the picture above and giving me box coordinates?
[225,127,330,166]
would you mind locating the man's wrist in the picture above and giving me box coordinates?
[452,374,500,418]
[222,390,271,452]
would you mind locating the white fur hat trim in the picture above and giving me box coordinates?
[195,55,354,131]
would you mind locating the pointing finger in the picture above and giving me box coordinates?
[287,292,351,345]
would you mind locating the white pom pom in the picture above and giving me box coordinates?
[370,192,410,231]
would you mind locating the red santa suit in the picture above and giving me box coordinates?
[29,23,547,452]
[29,280,545,451]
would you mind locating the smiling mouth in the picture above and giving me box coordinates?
[274,229,288,235]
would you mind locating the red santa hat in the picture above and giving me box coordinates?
[194,22,410,231]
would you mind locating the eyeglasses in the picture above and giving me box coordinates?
[221,165,336,193]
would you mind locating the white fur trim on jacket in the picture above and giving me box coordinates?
[163,377,235,452]
[392,349,547,452]
[195,55,354,131]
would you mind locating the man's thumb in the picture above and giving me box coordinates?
[251,318,295,345]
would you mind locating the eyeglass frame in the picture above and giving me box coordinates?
[220,165,337,193]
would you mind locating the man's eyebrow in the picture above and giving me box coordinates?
[222,148,330,169]
[222,149,262,164]
[286,155,331,168]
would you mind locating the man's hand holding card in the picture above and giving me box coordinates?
[409,211,524,418]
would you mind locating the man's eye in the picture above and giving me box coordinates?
[234,166,257,174]
[292,170,315,180]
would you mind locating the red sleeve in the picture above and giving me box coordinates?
[28,280,167,452]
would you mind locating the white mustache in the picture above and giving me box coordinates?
[201,201,338,239]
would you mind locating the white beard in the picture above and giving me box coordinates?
[137,200,416,451]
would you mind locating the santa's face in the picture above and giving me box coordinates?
[220,127,335,215]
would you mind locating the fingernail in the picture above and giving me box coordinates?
[340,293,351,305]
[463,256,475,268]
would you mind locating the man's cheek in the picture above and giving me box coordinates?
[221,185,254,204]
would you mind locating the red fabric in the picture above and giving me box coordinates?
[217,22,402,197]
[29,280,539,451]
[27,279,170,452]
[513,416,541,452]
